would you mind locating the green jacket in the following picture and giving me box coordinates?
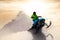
[31,14,38,20]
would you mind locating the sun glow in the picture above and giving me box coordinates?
[0,0,52,17]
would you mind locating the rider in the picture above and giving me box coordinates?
[31,11,38,28]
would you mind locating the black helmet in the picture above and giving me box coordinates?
[33,11,36,15]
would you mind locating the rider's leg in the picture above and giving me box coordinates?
[29,19,39,30]
[33,19,38,28]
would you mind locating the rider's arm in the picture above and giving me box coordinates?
[38,16,42,17]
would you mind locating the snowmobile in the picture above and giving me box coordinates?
[29,16,52,32]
